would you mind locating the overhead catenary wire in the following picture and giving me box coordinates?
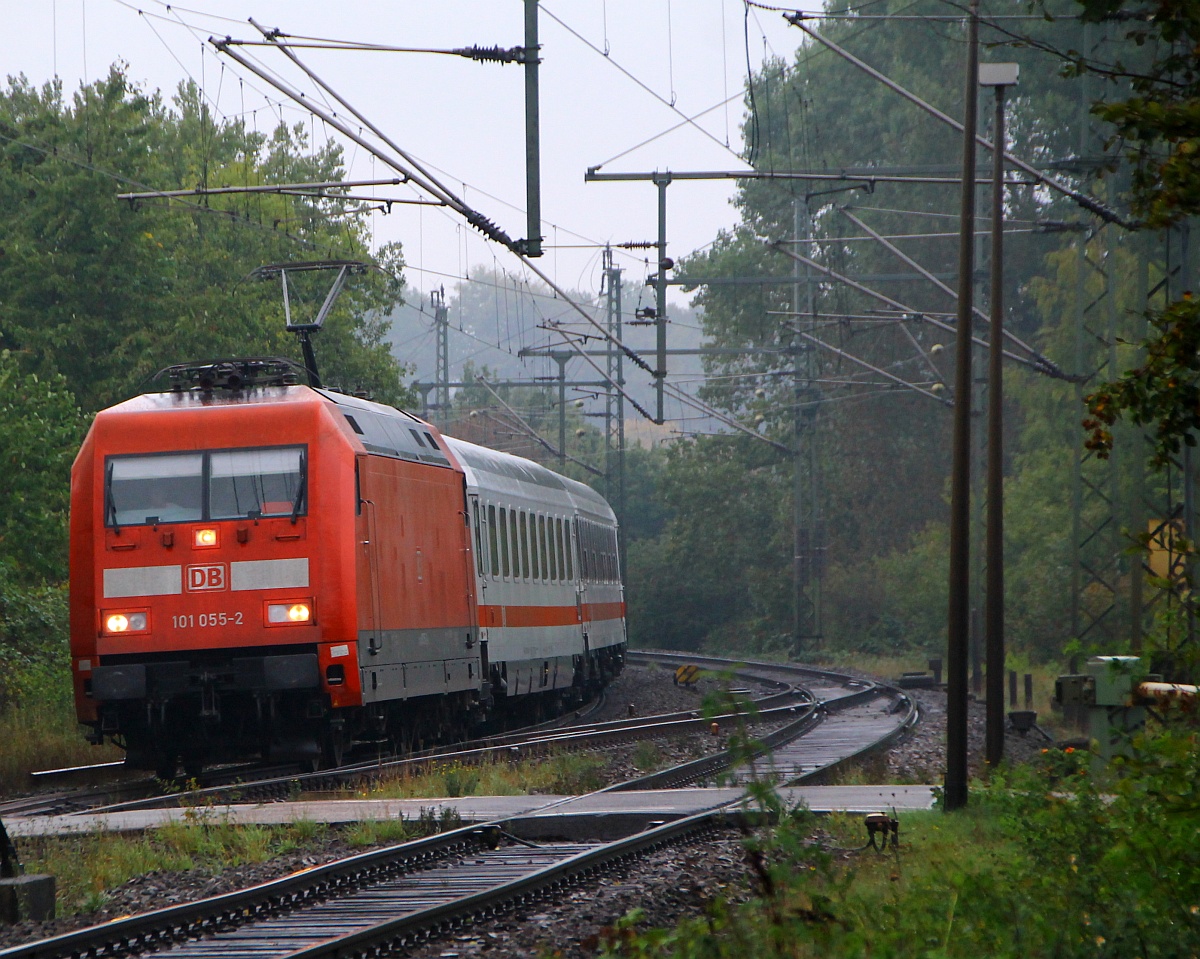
[837,206,1067,377]
[782,13,1130,228]
[539,3,745,168]
[769,240,1062,379]
[209,33,774,441]
[473,378,604,476]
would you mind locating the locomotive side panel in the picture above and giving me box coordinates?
[356,453,479,704]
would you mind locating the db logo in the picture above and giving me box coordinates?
[186,564,227,592]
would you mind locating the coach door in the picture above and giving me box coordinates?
[573,517,588,643]
[466,493,486,668]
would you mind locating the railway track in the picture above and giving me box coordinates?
[1,654,917,959]
[3,655,799,820]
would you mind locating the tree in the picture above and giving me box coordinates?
[1079,0,1200,463]
[0,351,84,583]
[0,69,412,412]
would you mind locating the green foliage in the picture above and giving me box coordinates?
[1074,0,1200,228]
[0,351,86,583]
[602,722,1200,958]
[0,69,412,411]
[1071,0,1200,468]
[0,564,70,710]
[626,436,790,653]
[1085,294,1200,466]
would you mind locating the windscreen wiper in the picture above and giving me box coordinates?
[290,454,308,525]
[105,462,120,531]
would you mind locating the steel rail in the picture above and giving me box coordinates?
[0,656,916,959]
[0,823,493,959]
[4,656,794,819]
[91,692,813,813]
[15,674,800,818]
[281,811,728,959]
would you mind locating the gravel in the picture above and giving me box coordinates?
[0,664,1054,954]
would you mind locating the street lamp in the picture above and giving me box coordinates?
[980,62,1018,770]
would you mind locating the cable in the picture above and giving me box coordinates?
[540,3,743,165]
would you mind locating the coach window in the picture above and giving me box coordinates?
[539,516,551,582]
[565,520,574,582]
[554,518,564,582]
[509,509,520,581]
[210,447,305,520]
[498,507,510,578]
[488,505,500,577]
[520,511,532,579]
[528,512,539,580]
[107,452,204,526]
[472,502,484,576]
[584,523,594,581]
[588,524,597,583]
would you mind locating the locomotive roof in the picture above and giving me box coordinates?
[102,384,615,523]
[101,384,325,415]
[315,390,613,522]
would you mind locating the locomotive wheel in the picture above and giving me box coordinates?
[320,727,347,769]
[154,755,179,782]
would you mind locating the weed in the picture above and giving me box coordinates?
[443,764,480,797]
[289,818,325,842]
[78,889,110,914]
[12,819,358,919]
[599,719,1200,958]
[0,701,122,795]
[360,749,607,800]
[343,818,416,848]
[632,740,663,771]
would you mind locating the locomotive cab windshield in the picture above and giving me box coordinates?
[106,445,307,526]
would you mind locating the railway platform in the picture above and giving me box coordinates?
[5,785,936,838]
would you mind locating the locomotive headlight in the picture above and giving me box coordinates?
[266,601,312,625]
[193,527,219,548]
[102,610,149,635]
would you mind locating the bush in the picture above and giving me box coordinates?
[601,716,1200,958]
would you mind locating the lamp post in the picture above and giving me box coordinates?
[980,62,1019,770]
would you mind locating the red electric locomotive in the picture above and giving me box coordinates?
[70,359,625,777]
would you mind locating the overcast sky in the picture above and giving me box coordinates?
[4,1,814,305]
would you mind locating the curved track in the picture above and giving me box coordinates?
[1,654,918,959]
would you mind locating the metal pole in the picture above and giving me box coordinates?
[432,287,449,427]
[793,201,804,656]
[523,0,543,257]
[945,0,980,812]
[985,82,1008,770]
[615,263,627,574]
[654,174,671,424]
[556,354,568,472]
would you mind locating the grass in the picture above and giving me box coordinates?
[599,722,1200,958]
[0,701,122,795]
[348,749,610,800]
[12,811,455,919]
